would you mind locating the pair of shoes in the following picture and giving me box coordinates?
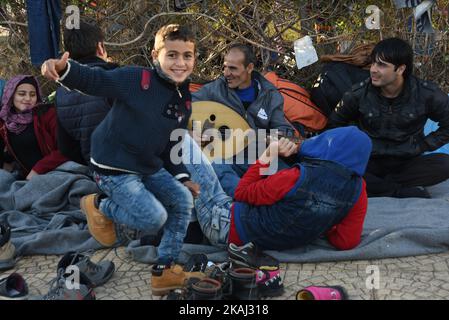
[256,266,284,297]
[151,264,206,296]
[0,222,15,271]
[31,269,96,300]
[228,242,279,269]
[0,273,28,300]
[57,251,115,288]
[80,193,116,247]
[296,286,348,300]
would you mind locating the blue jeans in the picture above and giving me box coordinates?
[94,169,193,264]
[182,134,233,248]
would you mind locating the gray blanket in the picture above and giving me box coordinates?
[1,162,449,263]
[0,162,102,256]
[127,180,449,264]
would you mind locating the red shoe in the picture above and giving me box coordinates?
[296,286,348,300]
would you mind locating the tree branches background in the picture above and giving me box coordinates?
[1,0,448,94]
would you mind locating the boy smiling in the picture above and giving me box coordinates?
[42,24,202,295]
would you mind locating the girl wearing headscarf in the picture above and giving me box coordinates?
[0,75,67,180]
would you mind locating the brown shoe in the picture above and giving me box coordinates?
[80,194,116,247]
[151,264,205,296]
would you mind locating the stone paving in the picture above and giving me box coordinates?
[2,247,449,300]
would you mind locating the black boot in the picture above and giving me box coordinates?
[224,267,259,300]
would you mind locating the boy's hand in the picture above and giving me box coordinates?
[183,180,201,198]
[41,51,70,81]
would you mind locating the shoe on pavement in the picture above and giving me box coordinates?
[296,285,348,300]
[57,251,115,288]
[256,266,284,297]
[0,273,28,300]
[31,269,96,300]
[224,267,259,300]
[151,264,205,296]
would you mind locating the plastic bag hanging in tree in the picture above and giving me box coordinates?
[294,36,319,70]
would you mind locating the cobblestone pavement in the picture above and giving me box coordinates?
[2,247,449,300]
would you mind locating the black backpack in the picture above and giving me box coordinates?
[311,62,370,117]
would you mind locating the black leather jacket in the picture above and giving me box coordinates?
[329,76,449,158]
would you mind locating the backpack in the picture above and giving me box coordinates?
[264,71,327,137]
[310,62,370,117]
[189,82,203,93]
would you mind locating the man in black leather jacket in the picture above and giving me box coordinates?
[329,38,449,198]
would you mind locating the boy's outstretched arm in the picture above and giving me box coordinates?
[41,51,133,101]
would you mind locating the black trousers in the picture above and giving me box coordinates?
[364,153,449,197]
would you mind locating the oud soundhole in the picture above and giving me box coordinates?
[218,126,230,141]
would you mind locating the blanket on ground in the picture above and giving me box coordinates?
[128,180,449,264]
[0,162,101,256]
[1,162,448,263]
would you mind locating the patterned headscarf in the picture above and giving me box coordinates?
[0,75,42,134]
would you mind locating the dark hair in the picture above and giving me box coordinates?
[154,24,196,52]
[63,20,105,60]
[371,38,413,78]
[226,43,256,67]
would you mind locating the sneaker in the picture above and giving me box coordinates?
[151,264,205,296]
[256,267,284,297]
[32,269,96,300]
[0,222,15,271]
[224,267,259,300]
[80,193,116,247]
[57,251,115,288]
[228,242,279,269]
[296,285,348,300]
[0,273,28,300]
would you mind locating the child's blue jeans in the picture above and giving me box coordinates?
[94,169,193,265]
